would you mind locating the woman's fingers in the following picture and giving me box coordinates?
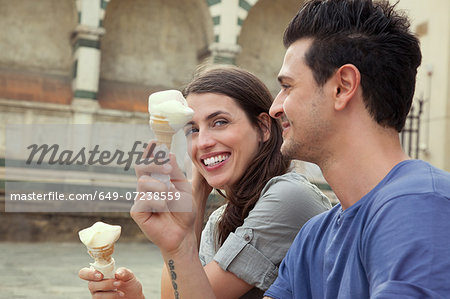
[88,279,117,293]
[79,268,103,281]
[79,267,142,299]
[135,158,172,179]
[93,293,124,299]
[134,140,154,177]
[115,267,135,282]
[135,172,192,213]
[137,175,169,194]
[114,268,144,298]
[134,175,170,213]
[135,140,173,177]
[166,153,192,193]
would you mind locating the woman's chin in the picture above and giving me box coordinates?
[205,179,226,190]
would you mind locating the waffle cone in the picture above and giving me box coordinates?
[150,120,175,150]
[88,244,115,263]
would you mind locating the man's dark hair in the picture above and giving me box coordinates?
[284,0,422,132]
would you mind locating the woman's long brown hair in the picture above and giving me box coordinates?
[183,66,291,246]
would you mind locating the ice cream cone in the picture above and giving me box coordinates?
[87,243,116,279]
[79,221,121,279]
[87,243,114,263]
[150,115,176,150]
[147,90,193,189]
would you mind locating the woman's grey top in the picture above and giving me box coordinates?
[199,171,332,298]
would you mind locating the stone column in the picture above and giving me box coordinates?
[71,0,109,123]
[204,0,258,65]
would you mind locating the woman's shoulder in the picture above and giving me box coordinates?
[258,171,332,212]
[199,204,226,264]
[208,204,226,224]
[262,171,325,197]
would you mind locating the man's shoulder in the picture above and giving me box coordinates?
[426,161,450,197]
[375,160,450,200]
[362,160,450,222]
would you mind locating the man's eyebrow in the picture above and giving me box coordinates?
[184,110,231,127]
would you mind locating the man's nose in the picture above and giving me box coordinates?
[270,91,285,119]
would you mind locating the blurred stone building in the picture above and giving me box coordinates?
[0,0,449,241]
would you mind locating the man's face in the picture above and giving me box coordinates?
[269,38,334,163]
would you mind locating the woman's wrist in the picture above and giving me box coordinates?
[160,232,215,299]
[161,229,198,261]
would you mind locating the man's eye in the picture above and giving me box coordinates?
[281,84,291,90]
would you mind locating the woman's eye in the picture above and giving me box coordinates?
[184,127,198,136]
[213,119,228,127]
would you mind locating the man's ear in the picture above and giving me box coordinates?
[257,112,272,142]
[333,64,361,111]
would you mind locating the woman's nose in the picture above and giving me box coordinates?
[196,129,215,150]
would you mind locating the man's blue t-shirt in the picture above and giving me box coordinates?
[265,160,450,299]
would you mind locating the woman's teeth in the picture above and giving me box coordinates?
[203,154,230,166]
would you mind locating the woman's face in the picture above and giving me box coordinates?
[185,93,261,189]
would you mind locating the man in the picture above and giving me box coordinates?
[264,0,450,298]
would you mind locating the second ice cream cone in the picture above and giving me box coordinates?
[87,244,116,278]
[88,243,114,263]
[78,221,121,279]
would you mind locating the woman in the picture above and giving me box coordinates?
[79,66,331,298]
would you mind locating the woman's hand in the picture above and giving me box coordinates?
[79,267,145,299]
[132,142,216,299]
[132,142,197,254]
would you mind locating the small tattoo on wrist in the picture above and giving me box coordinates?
[168,259,180,299]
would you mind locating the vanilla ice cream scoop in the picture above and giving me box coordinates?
[79,221,121,248]
[148,90,194,131]
[79,222,121,279]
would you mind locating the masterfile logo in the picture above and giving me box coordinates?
[25,141,169,171]
[4,124,192,212]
